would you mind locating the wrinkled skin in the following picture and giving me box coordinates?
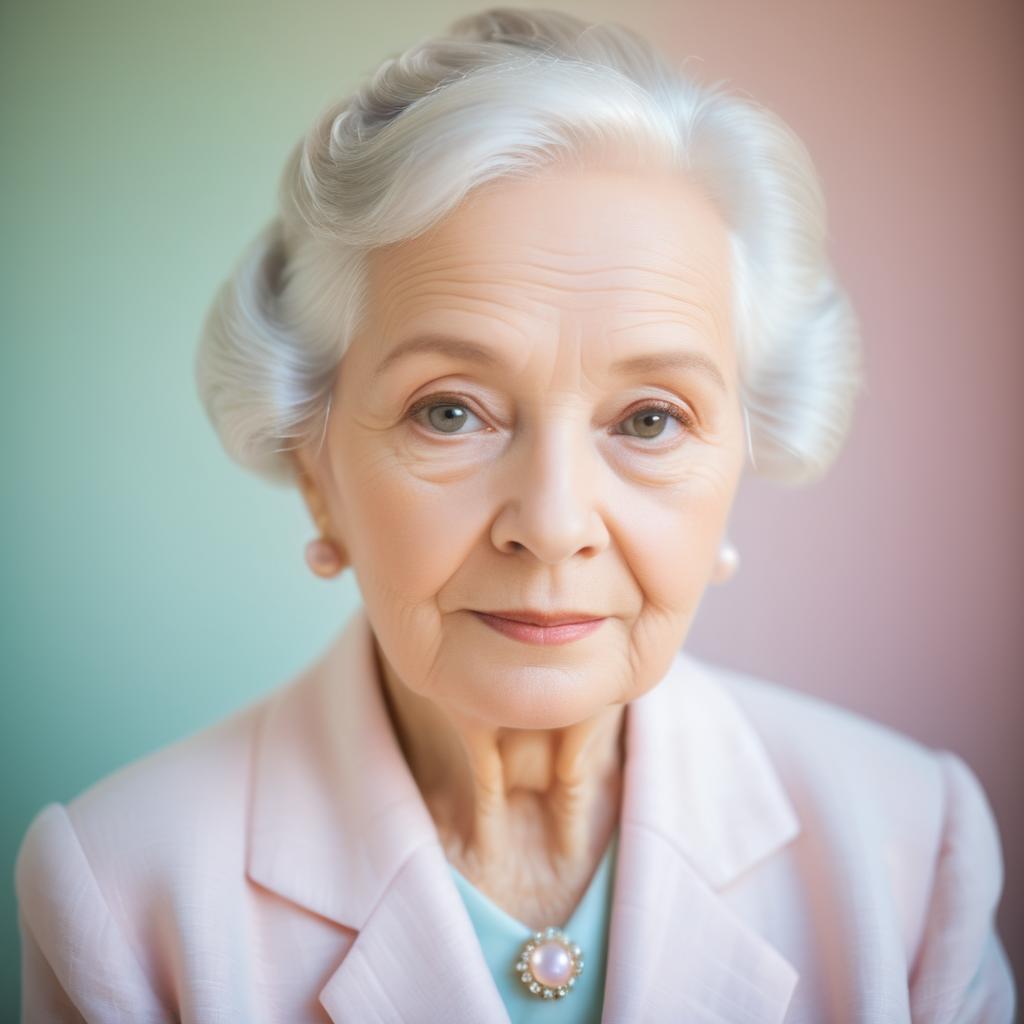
[295,164,746,929]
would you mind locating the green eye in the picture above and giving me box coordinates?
[406,393,694,444]
[407,395,488,435]
[617,401,693,441]
[425,404,471,433]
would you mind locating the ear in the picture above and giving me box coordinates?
[292,447,348,565]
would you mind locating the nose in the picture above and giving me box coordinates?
[490,416,610,563]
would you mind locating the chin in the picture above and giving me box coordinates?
[456,669,612,731]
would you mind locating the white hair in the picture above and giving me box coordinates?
[195,6,865,488]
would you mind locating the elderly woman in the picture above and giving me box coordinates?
[15,7,1016,1023]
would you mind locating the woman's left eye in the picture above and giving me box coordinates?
[615,401,693,443]
[406,394,693,444]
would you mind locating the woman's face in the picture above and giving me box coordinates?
[302,165,746,730]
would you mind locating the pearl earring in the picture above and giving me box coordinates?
[305,537,343,578]
[715,540,740,583]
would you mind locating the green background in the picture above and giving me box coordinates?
[0,1,469,1012]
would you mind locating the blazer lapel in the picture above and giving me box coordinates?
[318,840,509,1022]
[601,652,802,1023]
[247,605,801,1023]
[246,605,509,1023]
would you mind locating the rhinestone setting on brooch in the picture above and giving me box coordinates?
[513,926,584,1000]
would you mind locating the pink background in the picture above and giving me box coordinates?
[580,0,1024,978]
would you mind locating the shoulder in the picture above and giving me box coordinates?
[681,652,1007,901]
[17,682,278,876]
[691,653,946,820]
[685,654,1016,1018]
[14,687,280,1013]
[75,687,271,857]
[701,655,1008,875]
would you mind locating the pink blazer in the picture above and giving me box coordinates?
[15,605,1016,1022]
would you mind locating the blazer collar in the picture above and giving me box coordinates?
[247,603,439,930]
[247,605,802,1021]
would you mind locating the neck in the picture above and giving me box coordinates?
[373,637,625,879]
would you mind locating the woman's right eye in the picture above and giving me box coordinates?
[407,396,489,435]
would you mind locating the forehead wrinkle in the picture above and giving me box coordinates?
[607,315,723,349]
[383,290,727,375]
[396,278,725,314]
[405,260,725,294]
[378,292,548,344]
[489,235,724,276]
[607,294,731,341]
[378,235,725,283]
[371,240,733,363]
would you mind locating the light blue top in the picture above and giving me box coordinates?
[448,830,618,1023]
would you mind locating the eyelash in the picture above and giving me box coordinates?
[405,392,696,442]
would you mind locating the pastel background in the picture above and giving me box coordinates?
[2,0,1020,1014]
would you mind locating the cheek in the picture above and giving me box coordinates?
[622,465,736,611]
[343,448,485,601]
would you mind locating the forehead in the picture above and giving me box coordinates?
[374,167,730,304]
[348,167,741,395]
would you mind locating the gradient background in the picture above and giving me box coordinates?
[2,0,1021,1013]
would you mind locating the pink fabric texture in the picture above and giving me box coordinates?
[15,605,1016,1022]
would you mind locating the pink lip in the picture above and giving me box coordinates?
[471,611,606,646]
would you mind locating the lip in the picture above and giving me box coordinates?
[476,609,604,627]
[471,610,607,646]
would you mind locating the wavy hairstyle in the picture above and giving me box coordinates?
[195,6,865,488]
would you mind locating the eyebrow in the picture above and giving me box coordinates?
[371,332,728,392]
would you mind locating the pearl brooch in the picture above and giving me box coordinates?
[513,926,584,1000]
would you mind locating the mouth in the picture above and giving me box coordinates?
[470,610,607,646]
[475,610,604,627]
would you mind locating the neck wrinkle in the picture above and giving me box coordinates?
[374,635,626,873]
